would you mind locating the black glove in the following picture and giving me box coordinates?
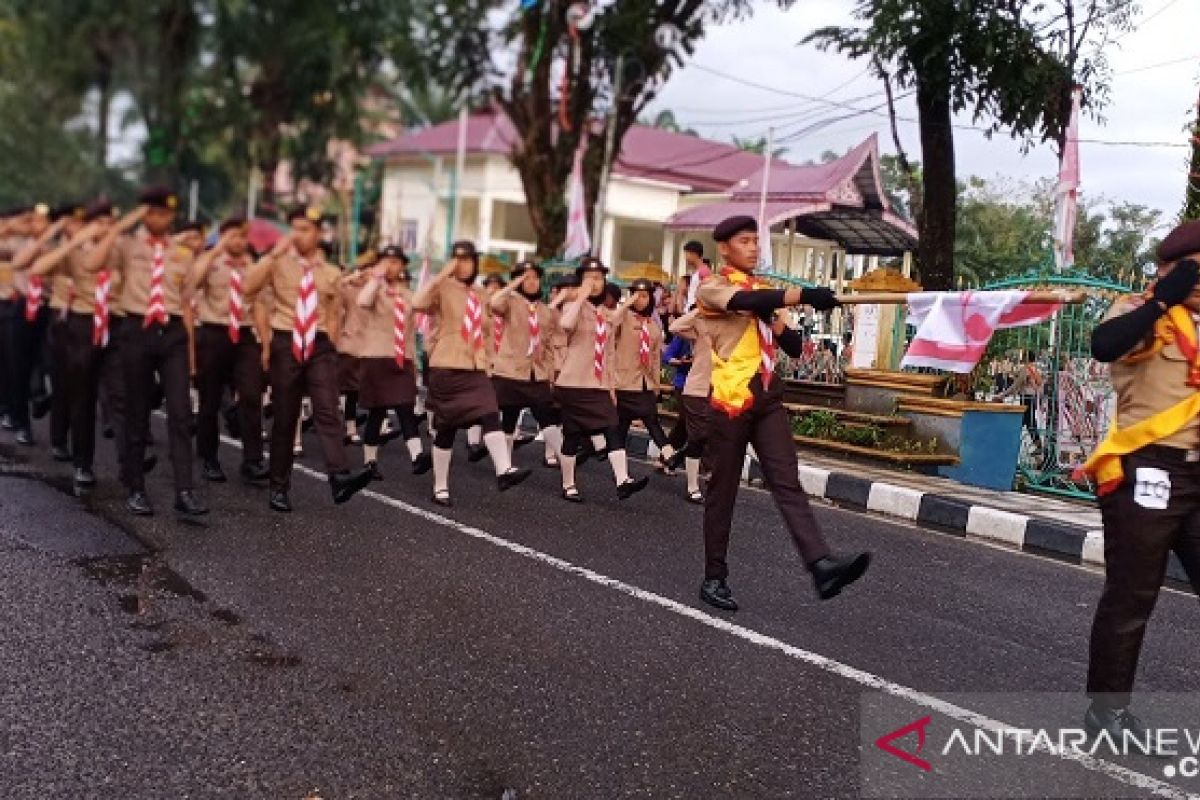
[801,286,839,311]
[1152,258,1200,307]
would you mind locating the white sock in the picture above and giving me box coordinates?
[483,430,512,475]
[432,446,453,494]
[294,419,303,447]
[543,425,563,460]
[505,433,515,461]
[363,444,379,463]
[345,419,356,435]
[559,453,577,490]
[661,443,676,461]
[591,433,606,451]
[607,448,630,484]
[406,438,423,461]
[468,425,482,447]
[685,457,701,494]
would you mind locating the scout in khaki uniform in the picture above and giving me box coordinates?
[353,245,430,478]
[0,208,26,427]
[610,277,677,468]
[410,239,531,506]
[242,205,373,513]
[8,204,56,445]
[1079,221,1200,743]
[488,260,563,465]
[554,257,649,503]
[186,216,270,485]
[86,188,206,517]
[337,252,374,447]
[667,308,716,504]
[695,215,869,612]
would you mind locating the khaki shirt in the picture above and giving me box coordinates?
[489,291,555,382]
[356,277,417,360]
[5,236,34,298]
[113,228,194,317]
[669,310,715,399]
[65,247,105,315]
[1107,295,1200,450]
[556,298,614,390]
[610,310,663,392]
[337,272,373,356]
[193,252,256,327]
[48,270,74,313]
[696,274,760,363]
[0,236,21,300]
[247,252,344,337]
[411,276,491,371]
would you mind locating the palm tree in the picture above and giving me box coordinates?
[732,134,786,159]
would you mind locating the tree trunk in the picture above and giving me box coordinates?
[915,77,956,291]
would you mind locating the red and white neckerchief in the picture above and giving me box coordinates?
[24,276,42,322]
[756,317,777,389]
[93,271,111,347]
[492,313,505,353]
[638,317,652,367]
[391,285,407,366]
[292,258,317,362]
[461,287,483,350]
[593,308,609,381]
[227,258,244,343]
[527,301,541,358]
[143,239,168,328]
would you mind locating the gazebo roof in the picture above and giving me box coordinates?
[664,134,917,256]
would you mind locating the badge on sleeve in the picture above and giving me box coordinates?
[1133,467,1171,510]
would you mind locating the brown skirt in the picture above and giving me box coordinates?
[616,389,658,420]
[493,376,555,410]
[337,353,361,392]
[554,386,617,435]
[428,368,499,430]
[359,358,417,408]
[682,395,713,444]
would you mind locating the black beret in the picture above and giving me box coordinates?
[574,256,608,279]
[219,215,247,233]
[450,240,478,260]
[713,215,757,242]
[175,219,206,234]
[511,259,543,280]
[629,278,654,294]
[287,204,323,224]
[379,244,409,264]
[139,186,179,210]
[482,273,505,287]
[83,199,114,222]
[1158,220,1200,263]
[683,240,704,256]
[604,282,622,303]
[51,202,85,222]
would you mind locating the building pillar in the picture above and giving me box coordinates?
[661,229,677,284]
[478,195,494,254]
[600,216,617,269]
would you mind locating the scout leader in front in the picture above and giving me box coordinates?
[1079,220,1200,745]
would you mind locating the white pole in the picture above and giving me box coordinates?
[756,127,773,268]
[451,106,469,243]
[188,179,199,223]
[246,169,258,220]
[592,54,624,257]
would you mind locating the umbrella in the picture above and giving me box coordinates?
[246,218,289,255]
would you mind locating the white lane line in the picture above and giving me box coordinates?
[279,453,1189,799]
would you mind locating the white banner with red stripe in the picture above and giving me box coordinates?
[899,291,1060,373]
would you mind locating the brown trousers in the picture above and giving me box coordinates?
[268,332,348,492]
[1089,445,1200,708]
[120,315,193,492]
[195,323,264,465]
[703,375,830,581]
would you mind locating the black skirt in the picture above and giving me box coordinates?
[337,353,361,392]
[428,368,499,430]
[359,358,417,408]
[493,376,555,409]
[616,389,658,419]
[554,386,617,435]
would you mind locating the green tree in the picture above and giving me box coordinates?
[731,134,786,158]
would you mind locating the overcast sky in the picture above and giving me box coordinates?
[644,0,1199,230]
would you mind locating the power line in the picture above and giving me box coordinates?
[1113,53,1200,76]
[1111,0,1182,42]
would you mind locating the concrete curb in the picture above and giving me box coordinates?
[626,430,1191,584]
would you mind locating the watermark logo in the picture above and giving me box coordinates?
[874,715,933,772]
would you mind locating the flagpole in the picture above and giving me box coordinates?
[756,126,773,268]
[833,290,1087,305]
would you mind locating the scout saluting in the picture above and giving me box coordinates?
[353,244,431,478]
[611,277,677,469]
[695,215,869,612]
[1077,221,1200,743]
[186,216,270,485]
[410,239,531,507]
[554,257,649,502]
[242,205,374,513]
[8,204,55,446]
[488,259,563,466]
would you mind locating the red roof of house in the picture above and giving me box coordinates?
[367,110,791,193]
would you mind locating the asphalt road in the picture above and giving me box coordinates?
[2,416,1199,800]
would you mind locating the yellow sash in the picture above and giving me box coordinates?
[1080,304,1200,494]
[706,269,767,417]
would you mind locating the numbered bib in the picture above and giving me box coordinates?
[1133,467,1171,511]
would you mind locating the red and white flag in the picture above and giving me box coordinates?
[1052,87,1082,272]
[563,138,591,259]
[900,291,1060,373]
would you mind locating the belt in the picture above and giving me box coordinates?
[200,321,256,331]
[125,313,185,326]
[1136,443,1200,464]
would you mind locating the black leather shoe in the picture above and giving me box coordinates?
[497,466,532,492]
[1083,704,1164,756]
[201,460,227,482]
[466,443,488,463]
[174,490,209,516]
[239,461,270,484]
[73,467,97,487]
[50,445,71,462]
[0,414,14,431]
[366,460,384,481]
[143,453,158,474]
[665,448,687,471]
[269,491,292,513]
[30,395,50,420]
[616,476,649,500]
[329,467,373,504]
[15,429,33,446]
[125,491,154,516]
[411,451,432,475]
[432,489,452,507]
[811,552,871,600]
[700,579,738,611]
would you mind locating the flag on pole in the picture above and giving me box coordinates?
[1052,87,1082,272]
[563,138,591,259]
[900,291,1061,373]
